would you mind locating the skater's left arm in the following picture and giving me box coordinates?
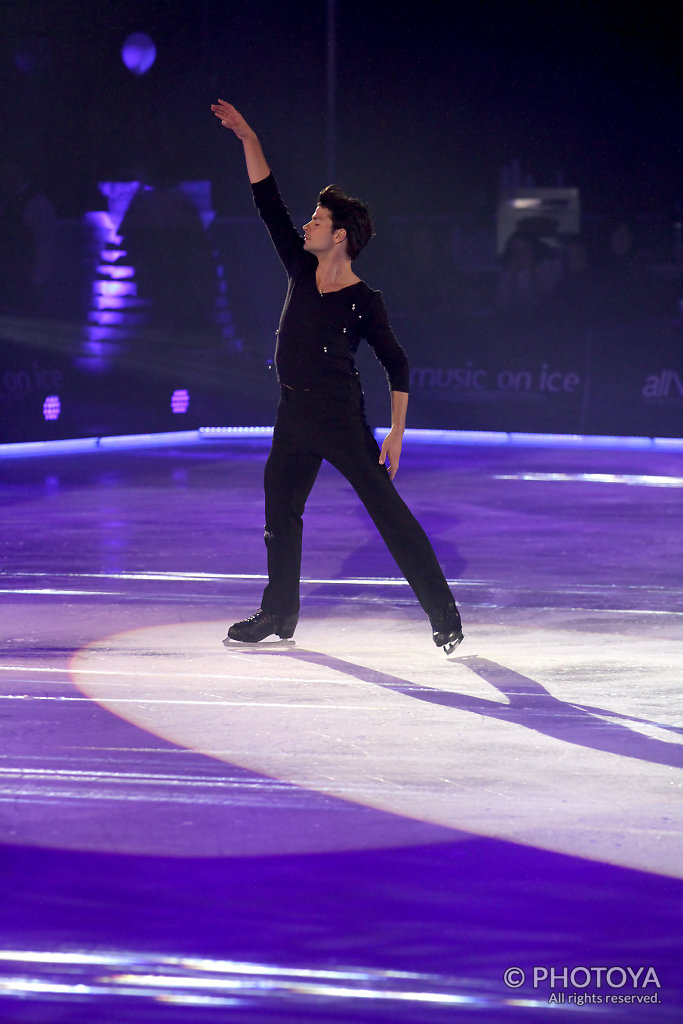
[379,391,408,480]
[362,289,409,478]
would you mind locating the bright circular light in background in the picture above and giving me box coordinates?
[121,32,157,76]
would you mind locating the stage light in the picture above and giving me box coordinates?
[121,33,156,76]
[42,395,61,422]
[171,389,190,414]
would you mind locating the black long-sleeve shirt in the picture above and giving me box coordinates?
[251,173,410,393]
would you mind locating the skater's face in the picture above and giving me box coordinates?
[303,206,346,255]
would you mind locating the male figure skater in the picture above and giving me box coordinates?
[211,99,463,653]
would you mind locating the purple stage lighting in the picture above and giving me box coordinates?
[42,395,61,422]
[171,389,190,414]
[121,33,156,76]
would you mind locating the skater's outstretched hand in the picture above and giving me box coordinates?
[380,427,403,480]
[210,99,270,183]
[210,100,255,141]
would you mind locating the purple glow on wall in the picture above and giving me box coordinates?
[95,282,137,298]
[92,279,137,312]
[89,313,127,328]
[81,197,145,372]
[97,265,135,281]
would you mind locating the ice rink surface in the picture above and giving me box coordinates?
[1,433,681,1021]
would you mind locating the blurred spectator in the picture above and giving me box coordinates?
[494,229,561,314]
[119,177,218,334]
[597,218,661,319]
[547,234,602,326]
[0,156,57,314]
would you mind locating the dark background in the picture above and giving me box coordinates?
[3,0,681,217]
[1,0,682,441]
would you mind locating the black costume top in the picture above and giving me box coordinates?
[251,173,410,393]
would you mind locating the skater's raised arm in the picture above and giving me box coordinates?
[213,99,304,274]
[211,100,270,184]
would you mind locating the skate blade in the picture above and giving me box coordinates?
[443,633,464,656]
[222,637,296,649]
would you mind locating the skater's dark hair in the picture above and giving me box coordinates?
[317,185,374,261]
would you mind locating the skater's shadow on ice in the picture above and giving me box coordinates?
[258,648,683,771]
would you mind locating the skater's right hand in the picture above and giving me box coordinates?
[211,99,270,183]
[210,100,256,141]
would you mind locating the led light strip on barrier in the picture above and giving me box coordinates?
[1,427,682,459]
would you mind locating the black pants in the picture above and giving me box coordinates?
[260,380,455,620]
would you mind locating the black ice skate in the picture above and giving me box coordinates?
[430,604,464,655]
[223,609,298,645]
